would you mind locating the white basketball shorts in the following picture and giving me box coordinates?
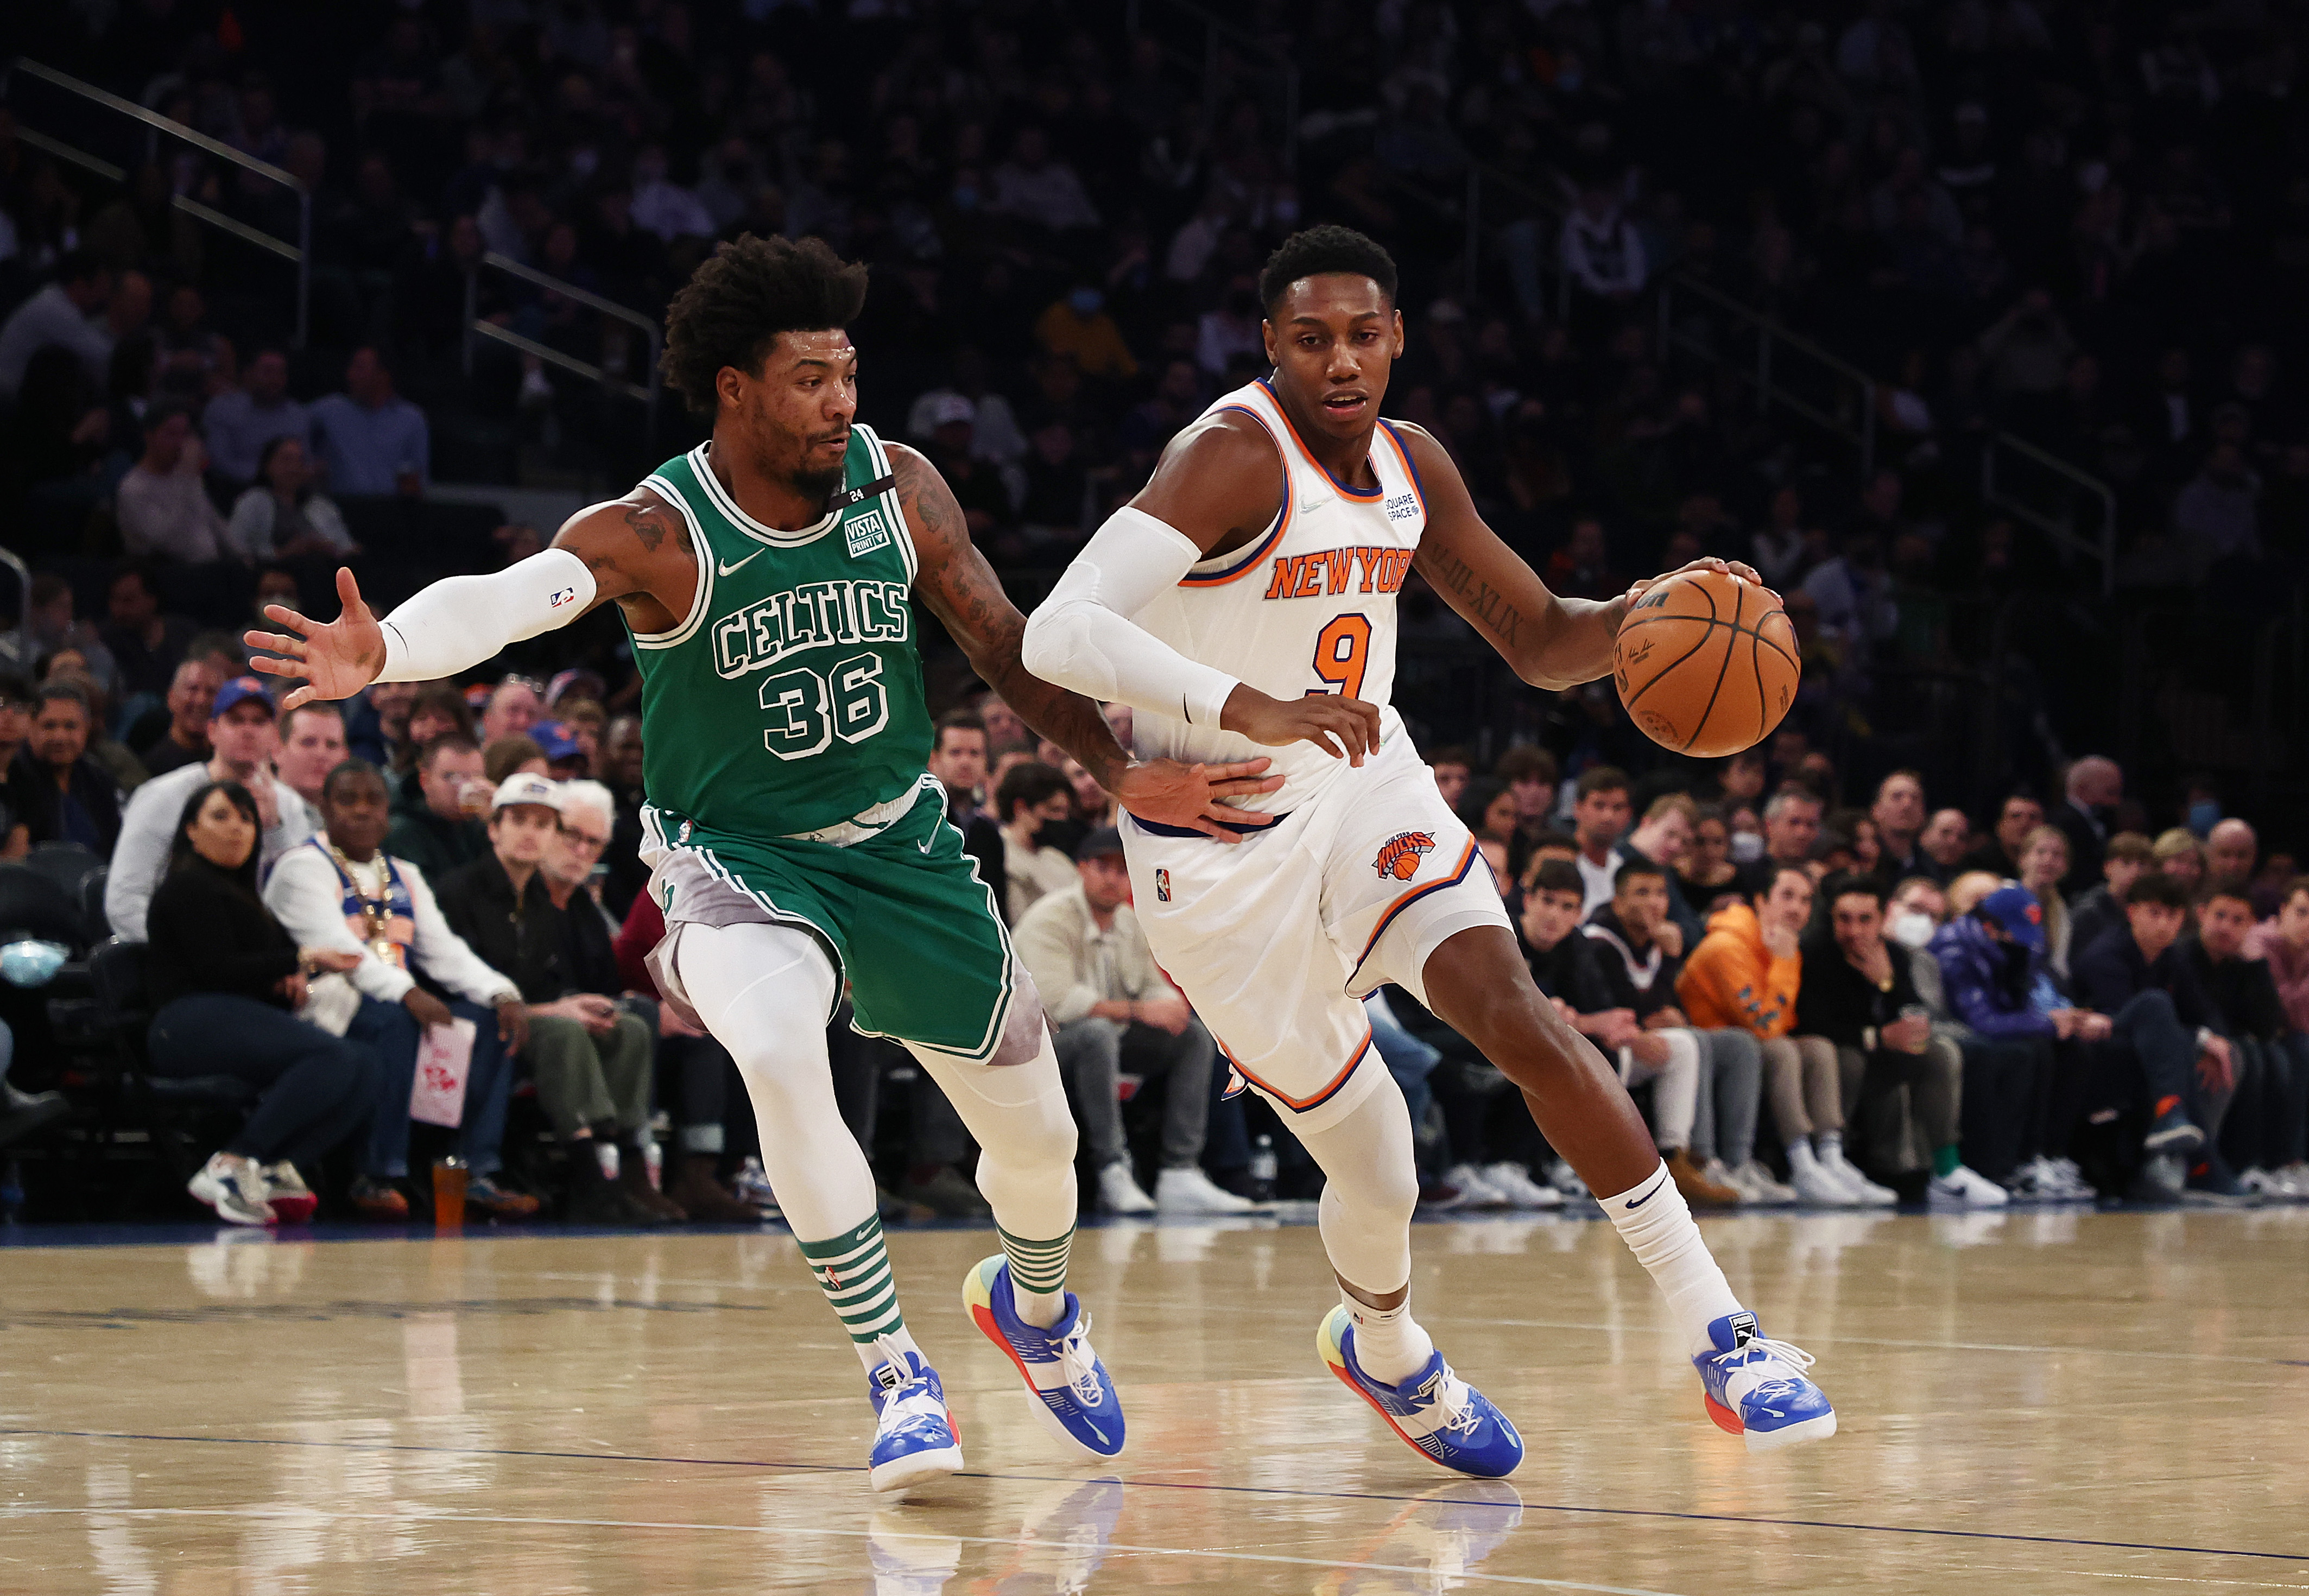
[1119,731,1509,1133]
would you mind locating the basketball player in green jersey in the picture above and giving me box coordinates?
[245,235,1300,1492]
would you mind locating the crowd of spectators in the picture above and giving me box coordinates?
[2,1,2307,1222]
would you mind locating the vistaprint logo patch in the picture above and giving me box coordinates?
[846,508,892,558]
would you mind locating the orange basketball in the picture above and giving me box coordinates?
[1612,568,1800,758]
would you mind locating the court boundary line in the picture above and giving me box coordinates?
[5,1427,2301,1564]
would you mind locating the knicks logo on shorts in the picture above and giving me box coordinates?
[1372,831,1437,881]
[1155,867,1172,902]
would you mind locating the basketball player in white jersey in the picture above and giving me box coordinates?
[1023,226,1834,1473]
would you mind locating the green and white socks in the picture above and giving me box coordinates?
[999,1225,1074,1328]
[804,1215,1077,1369]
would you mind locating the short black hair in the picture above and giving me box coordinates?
[934,710,986,748]
[2124,871,2191,910]
[321,756,386,802]
[1529,859,1584,899]
[661,234,870,415]
[1823,872,1888,908]
[995,760,1070,824]
[1614,857,1668,890]
[1576,765,1631,800]
[1257,225,1397,317]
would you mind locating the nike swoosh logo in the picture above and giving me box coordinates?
[1624,1176,1666,1211]
[717,549,764,577]
[918,835,935,854]
[1301,495,1332,514]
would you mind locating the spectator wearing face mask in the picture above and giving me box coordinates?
[1930,884,2097,1197]
[1033,284,1137,381]
[995,761,1078,924]
[6,681,123,853]
[107,677,318,941]
[2185,884,2308,1200]
[263,759,537,1220]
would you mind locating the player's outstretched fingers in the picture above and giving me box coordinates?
[244,649,303,676]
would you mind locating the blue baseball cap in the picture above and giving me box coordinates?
[533,720,585,765]
[1978,884,2046,953]
[210,677,276,720]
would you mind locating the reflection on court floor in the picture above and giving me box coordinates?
[3,1209,2305,1594]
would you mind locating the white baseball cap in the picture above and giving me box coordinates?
[491,772,565,814]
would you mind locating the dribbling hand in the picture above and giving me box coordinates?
[1623,556,1774,609]
[244,567,388,711]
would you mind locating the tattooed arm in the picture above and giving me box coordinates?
[1399,424,1758,692]
[243,485,698,710]
[891,441,1281,840]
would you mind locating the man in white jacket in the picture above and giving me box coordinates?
[264,757,536,1219]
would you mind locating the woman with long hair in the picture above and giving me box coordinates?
[228,435,360,561]
[143,780,372,1225]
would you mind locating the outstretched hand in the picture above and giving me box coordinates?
[1113,756,1285,845]
[1623,556,1775,608]
[243,567,387,710]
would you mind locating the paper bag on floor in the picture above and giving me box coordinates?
[410,1017,477,1128]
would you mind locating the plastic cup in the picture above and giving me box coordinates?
[433,1158,468,1229]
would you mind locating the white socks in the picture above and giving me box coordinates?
[1601,1161,1745,1358]
[862,1326,924,1378]
[1343,1292,1436,1385]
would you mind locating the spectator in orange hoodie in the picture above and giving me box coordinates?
[1678,865,1874,1205]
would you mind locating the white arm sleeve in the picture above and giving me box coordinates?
[1020,506,1239,727]
[375,547,598,683]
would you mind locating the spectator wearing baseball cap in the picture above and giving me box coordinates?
[105,675,319,941]
[532,720,587,778]
[435,774,667,1224]
[1010,824,1251,1218]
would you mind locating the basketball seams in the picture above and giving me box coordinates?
[1612,571,1800,756]
[1674,580,1745,752]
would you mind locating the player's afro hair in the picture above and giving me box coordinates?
[1256,225,1399,316]
[660,234,870,415]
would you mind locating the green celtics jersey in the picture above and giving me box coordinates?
[627,427,931,840]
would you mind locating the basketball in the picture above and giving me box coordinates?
[1612,568,1800,758]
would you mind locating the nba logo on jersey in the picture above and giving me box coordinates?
[846,508,891,558]
[1155,868,1172,902]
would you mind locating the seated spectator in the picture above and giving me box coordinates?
[275,703,349,809]
[1946,869,2006,919]
[384,733,490,880]
[1561,181,1648,301]
[990,127,1101,233]
[1616,793,1703,948]
[1919,807,1971,877]
[1736,786,1824,896]
[348,679,417,774]
[2150,827,2206,894]
[115,401,244,565]
[1678,865,1869,1205]
[1961,791,2042,878]
[1427,744,1474,811]
[483,734,548,783]
[135,653,233,777]
[263,759,538,1220]
[0,249,113,397]
[1677,803,1746,915]
[1013,826,1246,1216]
[0,675,31,858]
[1927,883,2085,1195]
[1800,876,1995,1206]
[229,438,359,561]
[107,678,317,940]
[2187,885,2308,1199]
[201,347,311,487]
[2018,825,2074,977]
[142,779,371,1225]
[2247,878,2309,1036]
[2070,833,2155,959]
[2205,818,2258,896]
[597,712,649,920]
[97,563,197,705]
[310,346,429,497]
[479,676,542,744]
[1869,770,1932,881]
[391,686,477,805]
[1582,859,1771,1204]
[2051,755,2123,894]
[437,775,664,1225]
[610,888,765,1224]
[1462,779,1518,882]
[5,681,123,853]
[21,574,121,700]
[2071,872,2238,1200]
[995,761,1078,924]
[1570,765,1632,914]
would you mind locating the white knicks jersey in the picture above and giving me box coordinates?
[1130,377,1427,818]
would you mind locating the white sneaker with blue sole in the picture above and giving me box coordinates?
[963,1255,1125,1459]
[865,1338,964,1492]
[1692,1311,1836,1451]
[1319,1306,1524,1478]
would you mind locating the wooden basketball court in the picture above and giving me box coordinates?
[4,1208,2304,1592]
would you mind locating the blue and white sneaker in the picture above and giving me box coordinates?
[963,1255,1124,1459]
[1318,1306,1524,1478]
[865,1338,964,1492]
[1693,1311,1837,1451]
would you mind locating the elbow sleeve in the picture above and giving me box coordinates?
[377,547,597,682]
[1021,506,1238,727]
